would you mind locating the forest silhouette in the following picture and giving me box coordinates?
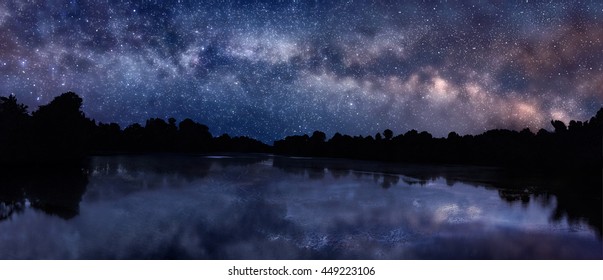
[1,92,601,183]
[0,91,601,230]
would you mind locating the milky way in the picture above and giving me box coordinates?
[1,1,602,142]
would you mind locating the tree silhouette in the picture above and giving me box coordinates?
[0,92,97,164]
[143,118,177,151]
[551,120,567,133]
[274,107,602,182]
[93,122,122,152]
[310,131,326,143]
[123,123,144,152]
[0,95,31,163]
[33,92,85,120]
[0,95,28,117]
[1,91,600,238]
[0,91,600,189]
[383,129,393,140]
[31,92,94,162]
[177,118,212,152]
[447,131,460,140]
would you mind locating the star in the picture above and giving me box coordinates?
[0,0,601,143]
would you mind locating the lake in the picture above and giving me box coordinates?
[0,154,601,259]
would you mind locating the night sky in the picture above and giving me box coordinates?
[1,1,602,142]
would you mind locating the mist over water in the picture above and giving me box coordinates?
[0,155,600,259]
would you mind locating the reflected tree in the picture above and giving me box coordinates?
[0,165,89,221]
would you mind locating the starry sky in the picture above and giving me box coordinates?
[1,0,602,142]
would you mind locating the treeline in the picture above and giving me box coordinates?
[275,111,602,173]
[94,117,269,154]
[1,92,601,174]
[0,92,268,165]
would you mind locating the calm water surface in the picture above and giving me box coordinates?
[0,155,601,259]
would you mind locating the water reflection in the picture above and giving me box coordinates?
[0,166,88,220]
[0,155,601,259]
[273,156,602,238]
